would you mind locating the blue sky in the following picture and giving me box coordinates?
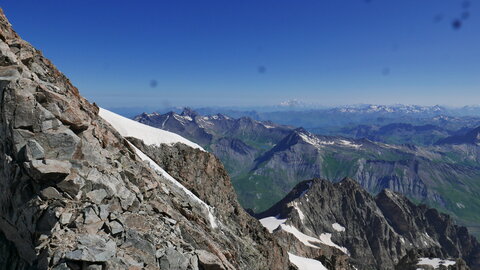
[1,0,479,109]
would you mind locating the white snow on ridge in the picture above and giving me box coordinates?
[280,224,349,254]
[259,216,287,233]
[339,139,362,149]
[130,143,217,229]
[417,257,456,269]
[280,224,322,248]
[288,253,328,270]
[292,202,305,222]
[99,108,204,151]
[332,223,345,232]
[298,133,335,148]
[298,132,362,150]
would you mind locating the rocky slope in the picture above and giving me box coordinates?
[257,178,480,270]
[0,8,292,270]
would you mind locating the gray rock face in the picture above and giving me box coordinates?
[0,8,290,270]
[24,159,72,183]
[23,139,45,160]
[196,249,226,270]
[257,178,480,270]
[129,138,290,269]
[159,248,190,270]
[65,235,116,262]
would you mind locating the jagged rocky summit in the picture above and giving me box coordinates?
[256,178,480,270]
[0,8,290,270]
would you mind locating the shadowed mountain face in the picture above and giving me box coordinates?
[437,126,480,146]
[257,178,480,270]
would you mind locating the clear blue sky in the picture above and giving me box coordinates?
[1,0,479,109]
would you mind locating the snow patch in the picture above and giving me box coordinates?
[129,143,217,229]
[281,224,349,254]
[259,216,287,233]
[339,139,362,149]
[173,114,193,124]
[99,108,204,151]
[332,223,345,232]
[292,202,305,222]
[417,258,456,269]
[288,253,328,270]
[298,133,335,149]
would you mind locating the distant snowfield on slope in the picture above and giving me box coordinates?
[417,257,456,269]
[332,223,346,232]
[99,108,204,151]
[288,253,328,270]
[259,216,287,233]
[291,202,305,222]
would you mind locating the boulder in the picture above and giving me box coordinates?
[25,159,71,183]
[159,248,190,270]
[65,235,116,262]
[196,250,226,270]
[23,139,45,161]
[86,189,108,204]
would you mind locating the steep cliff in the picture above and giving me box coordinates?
[0,8,290,270]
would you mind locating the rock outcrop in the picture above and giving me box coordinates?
[256,178,480,270]
[0,8,290,270]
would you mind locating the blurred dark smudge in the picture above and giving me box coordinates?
[258,65,267,74]
[452,19,462,30]
[150,80,158,88]
[461,12,470,20]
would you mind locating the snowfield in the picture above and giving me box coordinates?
[280,224,349,254]
[259,216,287,233]
[417,257,456,269]
[332,223,346,232]
[99,108,204,150]
[288,253,328,270]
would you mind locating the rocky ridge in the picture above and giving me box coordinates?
[0,8,291,270]
[257,178,480,269]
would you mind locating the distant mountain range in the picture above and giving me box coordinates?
[134,108,480,238]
